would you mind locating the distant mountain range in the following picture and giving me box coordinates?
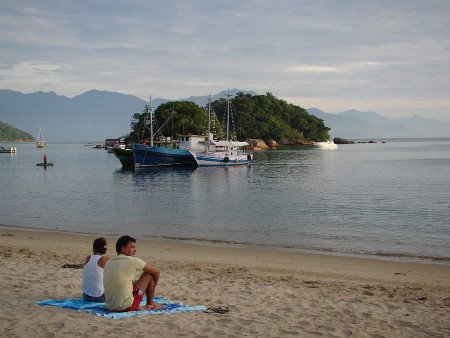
[0,89,448,141]
[0,89,255,142]
[307,108,450,139]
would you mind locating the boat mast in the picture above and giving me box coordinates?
[226,90,231,142]
[149,95,154,147]
[207,93,211,152]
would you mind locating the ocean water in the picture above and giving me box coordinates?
[1,139,449,263]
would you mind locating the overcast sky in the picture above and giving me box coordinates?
[1,0,449,121]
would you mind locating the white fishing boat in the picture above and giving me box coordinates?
[36,127,45,148]
[314,140,337,149]
[191,92,252,166]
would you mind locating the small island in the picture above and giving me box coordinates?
[125,92,331,148]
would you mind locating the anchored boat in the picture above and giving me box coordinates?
[132,96,197,168]
[191,92,252,166]
[36,127,45,148]
[314,140,337,149]
[1,146,17,153]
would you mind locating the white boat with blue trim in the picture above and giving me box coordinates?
[190,93,252,166]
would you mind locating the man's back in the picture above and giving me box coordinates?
[103,254,146,311]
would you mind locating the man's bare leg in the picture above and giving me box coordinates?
[134,272,165,310]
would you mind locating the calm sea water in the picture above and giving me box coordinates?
[1,139,449,263]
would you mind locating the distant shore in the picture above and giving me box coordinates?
[1,227,449,337]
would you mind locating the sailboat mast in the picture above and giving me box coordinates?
[207,94,211,152]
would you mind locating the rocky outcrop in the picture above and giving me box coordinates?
[266,139,278,148]
[296,139,314,145]
[333,137,355,144]
[248,139,269,150]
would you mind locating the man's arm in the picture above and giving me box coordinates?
[143,263,160,285]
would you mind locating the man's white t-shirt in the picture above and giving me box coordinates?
[103,254,146,311]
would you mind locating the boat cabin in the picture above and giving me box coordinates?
[105,138,125,150]
[177,134,250,154]
[178,134,207,152]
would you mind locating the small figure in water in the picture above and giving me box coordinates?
[43,154,47,165]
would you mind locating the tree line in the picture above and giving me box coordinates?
[125,92,329,144]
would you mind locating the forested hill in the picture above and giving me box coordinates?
[129,92,330,144]
[223,92,329,142]
[0,121,34,141]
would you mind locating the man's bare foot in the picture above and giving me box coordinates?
[149,302,165,310]
[137,303,165,311]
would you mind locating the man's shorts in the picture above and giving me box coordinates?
[82,292,105,303]
[126,286,144,311]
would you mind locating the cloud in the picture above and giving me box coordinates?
[1,1,449,121]
[14,62,63,74]
[286,61,386,74]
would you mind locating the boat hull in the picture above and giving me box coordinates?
[195,152,252,167]
[1,147,17,154]
[132,143,197,167]
[112,148,134,168]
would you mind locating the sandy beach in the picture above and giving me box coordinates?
[0,227,449,337]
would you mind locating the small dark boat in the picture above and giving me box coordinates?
[1,146,17,153]
[36,162,54,167]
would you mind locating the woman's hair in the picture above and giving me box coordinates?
[93,237,107,255]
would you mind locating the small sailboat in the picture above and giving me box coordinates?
[36,127,45,148]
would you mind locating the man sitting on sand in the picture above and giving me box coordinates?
[103,235,164,311]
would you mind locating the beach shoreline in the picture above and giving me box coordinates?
[2,223,448,266]
[1,227,449,337]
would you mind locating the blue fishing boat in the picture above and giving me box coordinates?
[132,143,197,167]
[132,96,197,168]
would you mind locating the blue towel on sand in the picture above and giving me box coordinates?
[35,296,206,319]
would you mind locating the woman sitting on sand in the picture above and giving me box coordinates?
[82,237,110,302]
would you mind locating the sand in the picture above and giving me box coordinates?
[0,227,449,337]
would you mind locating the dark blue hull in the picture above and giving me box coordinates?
[132,143,197,167]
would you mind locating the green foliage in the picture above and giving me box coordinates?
[125,101,208,144]
[0,121,35,141]
[214,92,330,142]
[125,105,149,144]
[125,93,330,144]
[155,101,207,137]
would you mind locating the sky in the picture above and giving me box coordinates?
[1,0,449,121]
